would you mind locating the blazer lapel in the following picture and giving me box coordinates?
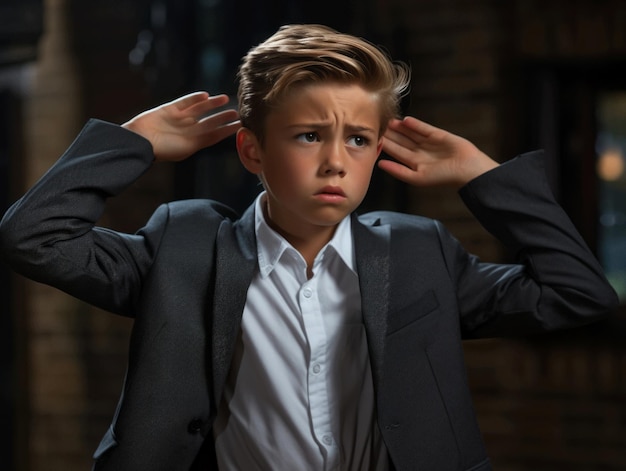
[352,214,390,388]
[210,208,391,402]
[211,204,257,404]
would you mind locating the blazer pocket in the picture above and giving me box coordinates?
[387,290,440,335]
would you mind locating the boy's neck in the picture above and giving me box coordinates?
[263,213,336,280]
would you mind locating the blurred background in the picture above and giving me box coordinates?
[1,0,625,469]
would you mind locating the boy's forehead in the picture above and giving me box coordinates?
[271,82,383,127]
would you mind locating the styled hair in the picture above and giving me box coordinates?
[237,24,410,141]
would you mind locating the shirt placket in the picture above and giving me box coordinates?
[299,275,340,470]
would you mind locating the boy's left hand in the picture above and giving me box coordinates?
[380,117,499,188]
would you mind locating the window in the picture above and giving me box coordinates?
[596,92,626,302]
[524,62,626,307]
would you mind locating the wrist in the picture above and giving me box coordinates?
[458,153,499,187]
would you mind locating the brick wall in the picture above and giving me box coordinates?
[18,0,94,469]
[468,337,626,469]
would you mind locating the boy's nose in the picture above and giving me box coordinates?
[323,164,346,176]
[321,144,346,176]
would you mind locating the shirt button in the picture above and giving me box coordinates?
[302,287,312,298]
[322,435,333,446]
[312,364,321,374]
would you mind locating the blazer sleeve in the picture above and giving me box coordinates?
[0,119,165,316]
[452,150,618,338]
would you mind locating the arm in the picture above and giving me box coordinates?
[0,93,240,315]
[381,117,618,335]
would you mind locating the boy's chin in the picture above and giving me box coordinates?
[311,210,353,227]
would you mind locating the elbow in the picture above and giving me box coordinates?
[573,282,620,324]
[0,206,41,272]
[590,271,621,315]
[0,210,19,264]
[602,284,620,314]
[540,283,620,332]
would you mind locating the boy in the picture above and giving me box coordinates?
[0,24,617,471]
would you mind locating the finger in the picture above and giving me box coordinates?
[384,127,419,151]
[377,159,423,185]
[387,117,439,146]
[382,137,422,169]
[187,94,232,118]
[399,116,439,137]
[171,91,210,111]
[197,109,240,132]
[199,120,242,148]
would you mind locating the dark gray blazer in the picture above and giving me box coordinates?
[0,120,617,471]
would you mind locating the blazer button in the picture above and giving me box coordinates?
[384,422,400,431]
[187,419,204,434]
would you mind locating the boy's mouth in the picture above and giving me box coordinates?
[316,186,346,196]
[314,186,347,202]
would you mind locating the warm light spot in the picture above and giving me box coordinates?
[597,148,624,181]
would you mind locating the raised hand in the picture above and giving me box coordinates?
[379,117,499,189]
[122,92,241,162]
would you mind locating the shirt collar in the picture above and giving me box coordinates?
[254,192,356,278]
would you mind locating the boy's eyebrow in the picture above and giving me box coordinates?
[346,124,378,134]
[287,122,377,134]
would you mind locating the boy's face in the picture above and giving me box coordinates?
[237,82,383,240]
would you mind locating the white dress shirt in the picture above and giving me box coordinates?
[213,193,388,470]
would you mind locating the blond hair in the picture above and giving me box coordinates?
[237,24,410,141]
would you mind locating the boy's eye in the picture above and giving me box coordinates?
[347,135,368,147]
[296,132,319,143]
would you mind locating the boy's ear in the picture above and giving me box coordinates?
[376,137,384,156]
[236,127,263,174]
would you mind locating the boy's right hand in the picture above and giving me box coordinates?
[122,92,241,162]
